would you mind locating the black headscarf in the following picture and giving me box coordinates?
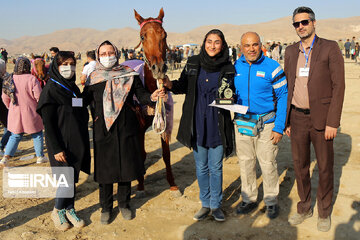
[37,51,81,114]
[199,29,231,73]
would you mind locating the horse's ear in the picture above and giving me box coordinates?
[134,9,144,25]
[41,53,45,58]
[30,53,35,59]
[157,8,164,21]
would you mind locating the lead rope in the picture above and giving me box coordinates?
[152,81,166,134]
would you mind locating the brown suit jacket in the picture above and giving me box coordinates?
[284,36,345,130]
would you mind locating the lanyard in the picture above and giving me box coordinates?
[50,78,77,98]
[300,35,316,68]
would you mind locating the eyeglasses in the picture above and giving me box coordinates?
[99,52,115,57]
[292,19,312,28]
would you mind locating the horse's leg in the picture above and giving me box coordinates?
[161,137,181,197]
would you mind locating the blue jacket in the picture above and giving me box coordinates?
[234,53,288,134]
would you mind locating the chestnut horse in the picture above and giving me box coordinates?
[30,53,49,88]
[132,8,180,196]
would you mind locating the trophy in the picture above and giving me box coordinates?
[216,77,234,105]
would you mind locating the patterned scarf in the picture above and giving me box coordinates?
[87,40,139,131]
[0,57,30,105]
[0,59,16,104]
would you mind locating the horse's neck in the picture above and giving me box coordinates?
[144,64,158,93]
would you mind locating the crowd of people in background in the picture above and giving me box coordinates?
[1,35,359,69]
[339,37,360,63]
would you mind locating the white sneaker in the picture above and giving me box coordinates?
[0,156,8,166]
[36,156,48,164]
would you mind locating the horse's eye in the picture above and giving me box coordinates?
[140,35,145,41]
[164,32,167,39]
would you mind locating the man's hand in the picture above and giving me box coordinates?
[54,151,67,163]
[270,131,283,144]
[285,126,291,137]
[325,126,337,140]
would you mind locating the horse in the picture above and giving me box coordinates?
[30,53,49,88]
[125,8,181,197]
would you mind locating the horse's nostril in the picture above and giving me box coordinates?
[162,64,168,73]
[152,65,156,70]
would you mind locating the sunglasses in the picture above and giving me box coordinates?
[292,19,312,28]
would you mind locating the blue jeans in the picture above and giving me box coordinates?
[5,131,44,157]
[0,127,11,150]
[193,144,224,209]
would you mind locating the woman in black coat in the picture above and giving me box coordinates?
[37,51,90,231]
[0,59,10,154]
[162,29,235,222]
[83,40,165,224]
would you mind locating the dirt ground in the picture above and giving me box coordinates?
[0,58,359,240]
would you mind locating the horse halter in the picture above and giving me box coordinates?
[139,19,162,29]
[136,19,167,70]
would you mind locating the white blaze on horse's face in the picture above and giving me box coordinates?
[134,8,168,80]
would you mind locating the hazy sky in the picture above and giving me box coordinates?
[1,0,359,39]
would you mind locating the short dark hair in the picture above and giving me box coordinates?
[292,6,316,22]
[86,50,96,60]
[56,51,76,66]
[50,47,59,53]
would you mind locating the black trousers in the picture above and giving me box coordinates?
[99,182,131,212]
[55,186,75,210]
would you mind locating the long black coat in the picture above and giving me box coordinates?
[83,76,153,184]
[37,80,91,183]
[170,55,235,157]
[0,77,8,127]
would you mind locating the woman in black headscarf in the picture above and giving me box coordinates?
[37,51,90,231]
[162,29,235,222]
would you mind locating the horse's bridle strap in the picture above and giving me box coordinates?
[140,19,162,29]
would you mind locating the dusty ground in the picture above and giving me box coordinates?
[0,58,359,240]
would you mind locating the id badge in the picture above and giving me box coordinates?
[299,67,309,77]
[72,98,83,107]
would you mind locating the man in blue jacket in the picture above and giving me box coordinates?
[234,32,288,219]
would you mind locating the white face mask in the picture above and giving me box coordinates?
[100,56,117,68]
[59,65,76,79]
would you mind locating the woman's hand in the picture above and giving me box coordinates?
[54,151,67,163]
[159,75,172,89]
[151,88,167,102]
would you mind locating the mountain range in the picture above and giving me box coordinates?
[1,16,360,55]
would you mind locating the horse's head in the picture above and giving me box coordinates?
[31,53,48,81]
[134,8,168,80]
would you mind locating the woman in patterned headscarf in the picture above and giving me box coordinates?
[0,57,46,166]
[83,40,166,224]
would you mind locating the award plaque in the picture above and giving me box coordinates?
[216,77,234,105]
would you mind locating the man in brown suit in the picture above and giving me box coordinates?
[284,6,345,232]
